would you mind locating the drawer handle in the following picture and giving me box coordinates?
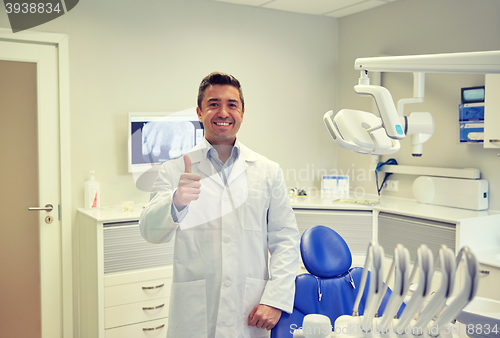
[480,270,490,275]
[142,283,164,290]
[143,324,165,331]
[143,303,165,310]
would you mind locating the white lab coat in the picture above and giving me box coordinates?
[139,141,300,338]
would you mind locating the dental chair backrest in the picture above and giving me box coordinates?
[271,225,404,338]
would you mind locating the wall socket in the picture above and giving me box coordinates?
[384,179,399,192]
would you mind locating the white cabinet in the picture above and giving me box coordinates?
[484,74,500,148]
[374,202,500,300]
[78,207,174,338]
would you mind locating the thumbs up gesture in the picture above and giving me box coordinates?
[173,154,202,211]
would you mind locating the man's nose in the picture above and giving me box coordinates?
[218,105,230,117]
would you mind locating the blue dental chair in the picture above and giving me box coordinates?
[271,225,405,338]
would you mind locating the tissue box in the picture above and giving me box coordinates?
[321,175,349,199]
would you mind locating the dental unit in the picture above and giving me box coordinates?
[293,242,480,338]
[324,50,500,156]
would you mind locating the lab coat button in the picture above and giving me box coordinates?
[223,236,231,243]
[224,280,232,287]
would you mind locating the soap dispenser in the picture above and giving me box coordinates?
[84,170,100,209]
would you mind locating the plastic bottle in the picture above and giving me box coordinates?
[84,170,100,209]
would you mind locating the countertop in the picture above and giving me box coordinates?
[78,204,148,223]
[292,195,499,223]
[78,196,500,268]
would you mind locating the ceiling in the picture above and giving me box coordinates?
[210,0,400,18]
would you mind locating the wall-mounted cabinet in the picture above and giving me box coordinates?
[484,74,500,148]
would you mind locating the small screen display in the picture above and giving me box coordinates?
[461,86,485,104]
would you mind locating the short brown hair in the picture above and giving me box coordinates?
[197,72,244,110]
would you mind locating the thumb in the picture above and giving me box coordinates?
[183,154,192,173]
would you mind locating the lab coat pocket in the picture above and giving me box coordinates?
[167,279,208,337]
[243,277,269,338]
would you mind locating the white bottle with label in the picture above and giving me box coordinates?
[84,170,100,209]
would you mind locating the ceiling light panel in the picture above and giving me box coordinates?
[263,0,368,15]
[212,0,271,6]
[326,0,386,17]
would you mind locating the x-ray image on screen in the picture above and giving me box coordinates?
[142,120,194,163]
[129,112,204,173]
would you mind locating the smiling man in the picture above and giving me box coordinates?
[140,72,300,338]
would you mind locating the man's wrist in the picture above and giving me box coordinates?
[172,191,187,211]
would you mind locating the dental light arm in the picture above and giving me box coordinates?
[354,73,405,140]
[325,50,500,156]
[354,50,500,73]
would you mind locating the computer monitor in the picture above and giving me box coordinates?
[128,110,204,173]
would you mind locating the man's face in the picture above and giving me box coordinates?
[197,84,244,145]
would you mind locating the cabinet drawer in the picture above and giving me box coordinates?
[105,318,168,338]
[105,277,171,307]
[476,264,500,301]
[103,224,174,274]
[105,266,172,287]
[105,297,169,329]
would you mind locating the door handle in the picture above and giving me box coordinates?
[28,204,53,212]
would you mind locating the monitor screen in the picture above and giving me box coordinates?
[128,111,204,173]
[461,86,485,104]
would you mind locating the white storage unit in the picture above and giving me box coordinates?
[484,74,500,148]
[78,207,174,338]
[374,198,500,300]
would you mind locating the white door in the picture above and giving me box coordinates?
[0,39,63,338]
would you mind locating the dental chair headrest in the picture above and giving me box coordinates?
[301,225,352,278]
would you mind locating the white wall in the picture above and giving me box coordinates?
[0,3,338,335]
[0,0,338,207]
[337,0,500,210]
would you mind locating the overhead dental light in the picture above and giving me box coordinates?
[324,50,500,156]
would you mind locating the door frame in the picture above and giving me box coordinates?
[0,28,72,337]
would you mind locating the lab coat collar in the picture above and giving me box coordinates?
[186,138,258,187]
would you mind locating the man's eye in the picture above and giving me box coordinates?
[209,103,218,107]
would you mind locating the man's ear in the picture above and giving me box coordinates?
[196,107,202,121]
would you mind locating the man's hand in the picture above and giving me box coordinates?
[173,154,201,211]
[248,304,282,331]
